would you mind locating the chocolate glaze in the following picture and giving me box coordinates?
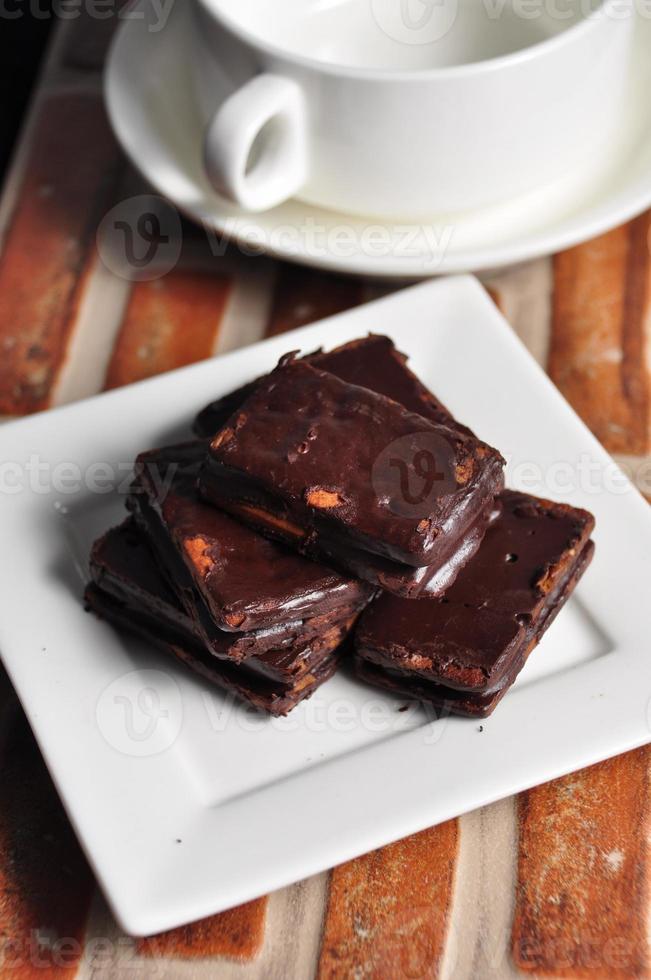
[194,335,473,439]
[355,490,596,697]
[195,335,491,596]
[353,537,595,718]
[87,518,359,692]
[128,441,371,639]
[199,359,504,568]
[314,497,502,597]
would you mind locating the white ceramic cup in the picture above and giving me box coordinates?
[190,0,634,219]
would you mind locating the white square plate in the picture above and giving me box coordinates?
[1,276,649,935]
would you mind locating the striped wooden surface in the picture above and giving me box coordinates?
[0,14,650,980]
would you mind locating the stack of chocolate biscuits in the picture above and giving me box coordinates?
[86,441,373,715]
[87,335,595,718]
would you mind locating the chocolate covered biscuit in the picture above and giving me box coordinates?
[196,335,489,596]
[86,520,358,714]
[128,441,371,644]
[354,491,595,717]
[199,359,504,570]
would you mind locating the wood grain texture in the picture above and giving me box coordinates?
[2,5,651,974]
[317,821,459,979]
[0,706,94,978]
[0,92,122,415]
[104,269,232,389]
[484,258,554,367]
[512,749,651,978]
[136,899,267,962]
[549,214,651,454]
[443,799,520,980]
[265,264,366,337]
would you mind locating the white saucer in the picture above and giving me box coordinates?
[105,1,651,277]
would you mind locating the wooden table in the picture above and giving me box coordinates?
[0,12,649,980]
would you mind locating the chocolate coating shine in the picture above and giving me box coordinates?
[354,537,594,718]
[315,497,502,598]
[200,359,504,568]
[128,441,370,639]
[195,335,491,596]
[86,519,358,714]
[355,491,595,710]
[89,518,360,681]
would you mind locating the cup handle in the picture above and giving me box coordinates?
[203,74,307,212]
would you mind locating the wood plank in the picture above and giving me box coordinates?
[512,748,651,978]
[104,268,232,389]
[0,92,123,415]
[0,706,94,978]
[442,799,521,980]
[136,899,267,962]
[483,258,553,366]
[265,264,366,337]
[549,215,651,454]
[85,876,326,978]
[212,257,276,355]
[317,821,459,979]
